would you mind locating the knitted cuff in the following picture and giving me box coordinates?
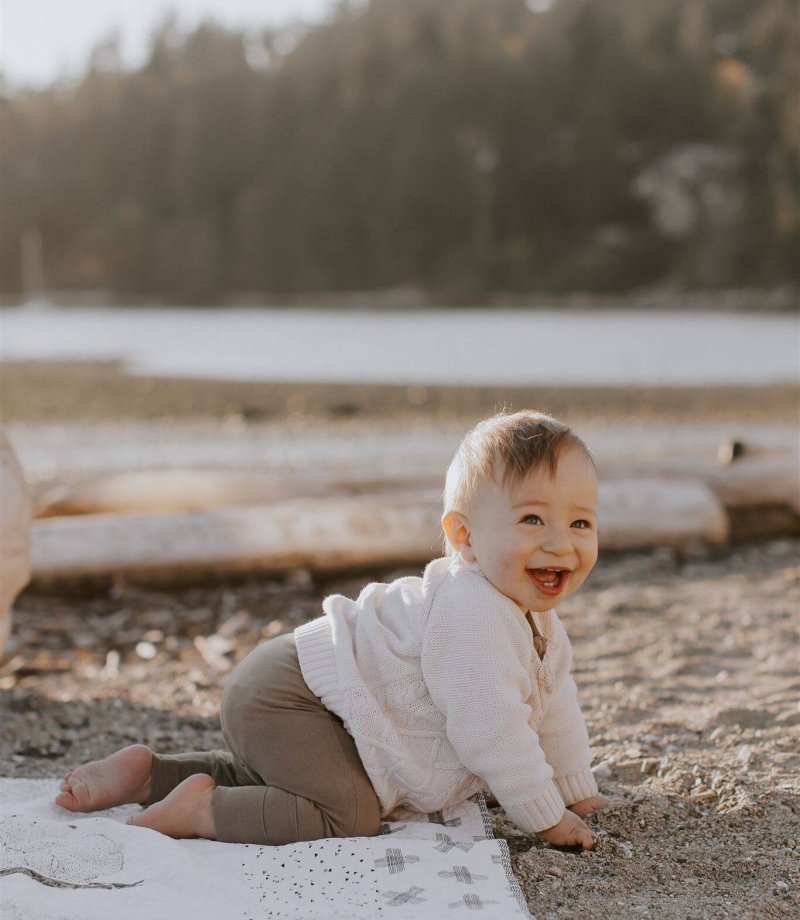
[554,767,598,806]
[503,780,566,834]
[294,617,339,704]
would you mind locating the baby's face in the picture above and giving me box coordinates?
[460,446,599,612]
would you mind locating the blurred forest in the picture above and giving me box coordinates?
[1,0,797,303]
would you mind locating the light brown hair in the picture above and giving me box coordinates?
[442,410,594,516]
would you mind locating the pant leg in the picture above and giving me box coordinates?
[213,632,381,845]
[147,750,246,806]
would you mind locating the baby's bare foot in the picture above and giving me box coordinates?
[126,773,216,839]
[55,744,153,812]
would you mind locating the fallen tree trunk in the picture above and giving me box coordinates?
[31,491,445,584]
[597,479,728,550]
[599,453,800,513]
[30,479,728,586]
[1,432,32,654]
[34,450,798,521]
[34,470,443,517]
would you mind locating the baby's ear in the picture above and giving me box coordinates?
[442,512,476,562]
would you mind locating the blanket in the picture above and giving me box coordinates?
[0,779,531,919]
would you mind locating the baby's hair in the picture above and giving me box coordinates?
[442,410,594,518]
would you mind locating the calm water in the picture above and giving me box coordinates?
[1,306,797,386]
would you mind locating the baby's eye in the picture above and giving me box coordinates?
[520,514,543,525]
[571,519,592,529]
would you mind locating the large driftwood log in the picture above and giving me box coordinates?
[597,479,728,549]
[706,456,800,512]
[0,431,32,655]
[599,453,799,513]
[31,491,445,582]
[34,449,798,520]
[30,479,728,585]
[34,470,441,517]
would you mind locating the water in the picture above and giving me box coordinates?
[1,305,797,386]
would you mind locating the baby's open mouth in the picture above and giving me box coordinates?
[527,567,570,595]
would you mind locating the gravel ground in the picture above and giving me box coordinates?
[2,539,798,919]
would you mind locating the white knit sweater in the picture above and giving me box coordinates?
[294,555,598,833]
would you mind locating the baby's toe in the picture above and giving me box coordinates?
[55,790,77,810]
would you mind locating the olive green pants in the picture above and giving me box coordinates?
[148,632,382,845]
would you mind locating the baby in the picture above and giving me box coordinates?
[56,410,614,849]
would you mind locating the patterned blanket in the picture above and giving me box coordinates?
[0,779,530,919]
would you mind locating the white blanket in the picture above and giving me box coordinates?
[0,779,530,919]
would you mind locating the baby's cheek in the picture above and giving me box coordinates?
[499,555,520,579]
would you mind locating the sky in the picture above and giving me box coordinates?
[0,0,337,88]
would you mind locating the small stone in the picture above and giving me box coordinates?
[217,611,251,637]
[203,634,233,656]
[546,866,563,878]
[708,727,724,742]
[53,709,85,729]
[667,769,694,793]
[592,762,613,779]
[641,733,659,745]
[616,841,634,859]
[285,568,313,590]
[194,636,233,672]
[651,547,677,568]
[135,641,157,660]
[98,650,120,680]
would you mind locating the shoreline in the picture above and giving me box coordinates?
[2,286,797,313]
[2,361,797,424]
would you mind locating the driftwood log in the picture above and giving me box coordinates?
[30,478,731,586]
[31,491,445,584]
[0,431,32,654]
[599,453,800,513]
[34,452,798,519]
[34,470,441,517]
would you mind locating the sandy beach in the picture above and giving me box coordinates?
[1,362,798,917]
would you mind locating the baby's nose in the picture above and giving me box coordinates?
[541,526,573,554]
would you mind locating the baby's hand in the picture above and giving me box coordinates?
[536,810,594,850]
[568,794,627,817]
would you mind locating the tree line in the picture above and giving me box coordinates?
[1,0,797,303]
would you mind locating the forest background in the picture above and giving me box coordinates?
[1,0,798,305]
